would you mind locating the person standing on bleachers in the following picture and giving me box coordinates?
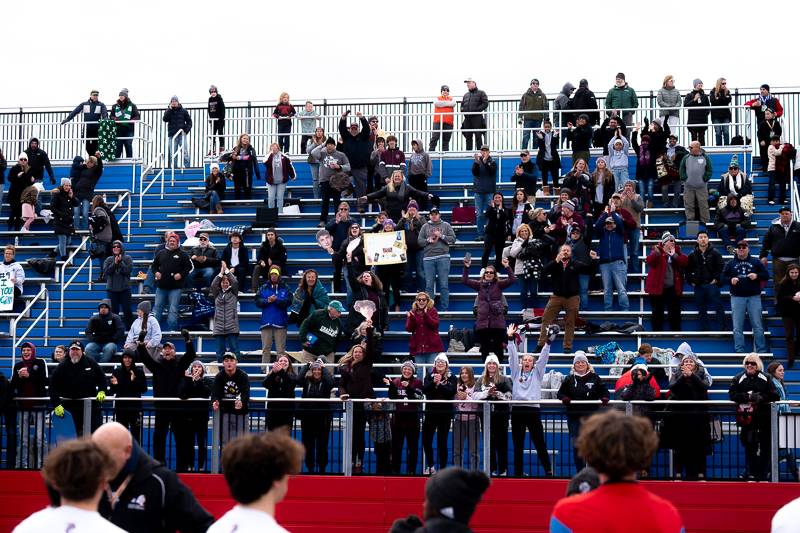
[461,78,489,151]
[262,355,297,431]
[645,233,688,332]
[679,141,712,225]
[110,89,140,159]
[306,127,326,199]
[10,341,47,469]
[1,245,25,312]
[221,231,250,291]
[298,301,344,363]
[299,358,335,473]
[756,108,782,174]
[661,133,687,207]
[463,255,515,360]
[419,207,457,312]
[535,122,561,196]
[50,178,79,262]
[519,79,549,151]
[760,206,800,286]
[657,75,681,129]
[207,85,226,154]
[109,347,147,444]
[618,182,644,273]
[177,359,211,472]
[430,85,456,152]
[264,142,296,214]
[595,207,629,312]
[89,195,121,284]
[605,73,638,132]
[210,265,241,363]
[162,96,192,168]
[361,170,433,223]
[722,240,769,353]
[251,227,287,292]
[49,340,107,436]
[230,133,260,200]
[686,231,727,331]
[593,115,627,157]
[212,352,251,450]
[775,264,800,368]
[84,299,126,363]
[683,79,710,146]
[338,111,372,200]
[7,154,35,231]
[337,222,367,304]
[23,138,55,186]
[61,90,108,155]
[256,265,291,364]
[312,137,351,227]
[152,232,191,331]
[472,145,497,238]
[324,202,354,293]
[566,114,595,167]
[607,131,631,191]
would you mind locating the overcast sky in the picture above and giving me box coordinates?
[4,0,799,109]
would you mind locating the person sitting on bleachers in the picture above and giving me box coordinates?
[189,232,219,290]
[645,232,688,332]
[288,269,329,325]
[625,344,668,390]
[84,299,126,363]
[298,300,344,363]
[714,194,751,252]
[717,156,753,215]
[201,163,226,214]
[209,265,240,363]
[722,240,769,353]
[152,232,192,331]
[595,207,629,312]
[255,265,291,365]
[618,362,657,415]
[686,231,727,330]
[361,170,432,223]
[124,301,162,357]
[668,342,713,387]
[251,227,287,292]
[220,231,249,291]
[1,244,25,313]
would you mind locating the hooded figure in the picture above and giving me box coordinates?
[669,342,713,386]
[570,79,600,125]
[407,139,434,210]
[124,300,162,353]
[714,193,749,242]
[554,82,575,127]
[24,138,55,183]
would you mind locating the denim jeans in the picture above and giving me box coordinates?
[415,351,438,379]
[599,260,629,311]
[403,249,426,291]
[712,118,730,146]
[310,164,321,199]
[215,333,240,362]
[694,283,726,330]
[718,225,745,245]
[423,255,451,311]
[73,198,91,230]
[56,234,72,259]
[518,276,538,310]
[208,190,221,212]
[627,228,641,273]
[611,168,630,191]
[170,134,190,167]
[521,119,543,150]
[192,267,215,289]
[143,267,156,293]
[16,411,46,469]
[154,287,183,331]
[474,193,493,236]
[85,342,118,363]
[731,295,767,353]
[267,182,288,213]
[578,274,590,310]
[640,177,655,203]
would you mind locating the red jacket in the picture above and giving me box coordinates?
[645,244,688,296]
[745,96,784,118]
[614,370,660,398]
[405,307,444,356]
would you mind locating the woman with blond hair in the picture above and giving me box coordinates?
[508,223,539,309]
[709,77,732,146]
[474,354,512,476]
[360,170,432,222]
[728,353,780,480]
[405,291,444,376]
[230,133,260,199]
[272,92,296,153]
[657,75,681,128]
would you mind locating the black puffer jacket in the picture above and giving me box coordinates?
[256,237,288,272]
[338,116,372,168]
[728,369,779,417]
[557,371,610,419]
[71,158,103,201]
[684,89,710,126]
[162,105,192,136]
[50,186,79,235]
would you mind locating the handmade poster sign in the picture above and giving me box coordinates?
[0,272,14,312]
[364,231,407,266]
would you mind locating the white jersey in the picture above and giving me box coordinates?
[772,497,800,533]
[14,505,126,533]
[208,506,289,533]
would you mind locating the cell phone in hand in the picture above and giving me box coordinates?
[464,252,472,262]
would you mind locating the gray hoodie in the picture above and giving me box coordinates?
[407,140,432,177]
[102,240,132,292]
[418,218,457,259]
[310,144,351,182]
[554,82,575,125]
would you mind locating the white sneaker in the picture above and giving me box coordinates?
[423,466,436,475]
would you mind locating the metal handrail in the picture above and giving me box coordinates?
[139,152,166,226]
[791,156,799,221]
[10,283,49,366]
[169,129,186,186]
[59,192,131,326]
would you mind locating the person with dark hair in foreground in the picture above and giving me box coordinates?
[14,438,124,533]
[549,410,685,533]
[209,431,305,533]
[390,466,491,533]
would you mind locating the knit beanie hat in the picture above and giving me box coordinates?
[407,199,419,211]
[137,300,152,314]
[170,95,179,103]
[729,155,739,169]
[425,467,490,524]
[693,78,703,88]
[434,353,449,366]
[616,72,626,81]
[661,232,675,245]
[401,360,417,373]
[484,354,500,367]
[572,351,589,365]
[562,200,575,211]
[119,88,129,97]
[60,177,71,186]
[566,466,600,496]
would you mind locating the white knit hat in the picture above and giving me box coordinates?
[434,353,449,366]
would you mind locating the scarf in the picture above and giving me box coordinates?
[725,172,743,193]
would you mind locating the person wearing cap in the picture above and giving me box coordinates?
[595,206,629,312]
[683,79,710,145]
[110,89,140,158]
[757,107,782,174]
[421,353,457,475]
[264,142,297,214]
[337,110,371,198]
[679,141,713,224]
[390,466,490,533]
[84,298,126,363]
[605,72,638,132]
[729,354,779,480]
[535,120,561,196]
[256,264,291,364]
[211,351,250,446]
[11,341,48,468]
[298,357,335,473]
[471,145,497,237]
[714,193,751,251]
[419,207,457,311]
[61,90,108,155]
[723,240,769,353]
[189,232,220,290]
[566,113,595,165]
[512,150,538,197]
[557,352,610,471]
[124,300,162,355]
[298,301,344,363]
[760,207,800,286]
[507,323,556,477]
[519,78,549,150]
[717,155,753,214]
[177,359,212,471]
[210,263,241,362]
[109,347,147,442]
[152,232,192,331]
[645,232,688,332]
[162,95,192,167]
[49,176,80,261]
[549,410,684,533]
[745,83,784,127]
[430,85,456,152]
[686,230,727,331]
[461,78,489,151]
[206,85,226,154]
[473,353,512,476]
[136,328,195,465]
[310,136,351,226]
[49,340,107,436]
[385,360,424,474]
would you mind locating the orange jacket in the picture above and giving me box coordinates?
[433,95,455,125]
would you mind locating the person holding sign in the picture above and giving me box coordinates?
[0,245,25,313]
[374,219,407,311]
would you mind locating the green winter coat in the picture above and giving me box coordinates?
[519,88,549,121]
[605,85,639,113]
[298,308,342,357]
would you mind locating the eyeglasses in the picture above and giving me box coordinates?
[744,362,757,367]
[199,237,208,241]
[416,297,428,301]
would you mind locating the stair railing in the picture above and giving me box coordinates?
[139,151,166,227]
[169,129,186,186]
[10,283,49,366]
[790,156,799,220]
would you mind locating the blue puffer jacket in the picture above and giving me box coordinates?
[594,212,626,262]
[256,280,292,328]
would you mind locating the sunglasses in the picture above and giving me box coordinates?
[416,297,428,301]
[520,154,529,157]
[485,270,496,275]
[19,158,27,161]
[112,245,121,248]
[199,237,208,240]
[339,207,349,211]
[745,362,757,367]
[736,245,748,249]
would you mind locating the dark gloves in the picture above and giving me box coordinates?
[749,392,763,404]
[561,397,571,405]
[181,328,191,343]
[546,324,560,344]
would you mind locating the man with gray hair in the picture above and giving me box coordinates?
[679,141,712,224]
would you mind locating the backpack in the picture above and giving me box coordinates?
[447,327,475,352]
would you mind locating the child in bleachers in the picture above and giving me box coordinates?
[272,92,296,153]
[20,183,40,232]
[607,129,631,191]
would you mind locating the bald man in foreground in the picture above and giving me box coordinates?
[91,422,214,533]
